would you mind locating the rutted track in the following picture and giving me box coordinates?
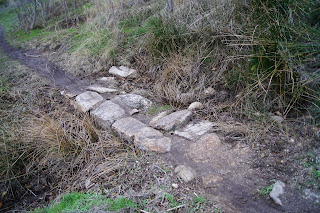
[0,26,87,94]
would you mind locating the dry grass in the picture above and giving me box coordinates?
[0,50,135,210]
[23,109,134,190]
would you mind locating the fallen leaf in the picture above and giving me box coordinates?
[261,153,264,158]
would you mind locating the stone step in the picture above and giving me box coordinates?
[112,117,148,142]
[109,66,138,78]
[134,127,171,153]
[150,110,192,131]
[75,91,104,112]
[92,100,126,128]
[86,85,118,94]
[97,76,119,88]
[174,120,213,140]
[113,94,152,110]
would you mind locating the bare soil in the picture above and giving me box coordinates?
[1,27,320,213]
[0,26,87,95]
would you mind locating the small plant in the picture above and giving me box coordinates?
[303,152,320,188]
[149,105,171,115]
[164,193,183,208]
[189,196,206,212]
[258,180,277,196]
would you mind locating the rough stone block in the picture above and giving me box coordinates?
[150,110,192,131]
[134,127,171,153]
[109,66,138,78]
[174,120,213,140]
[75,91,103,112]
[92,101,126,127]
[112,117,147,141]
[113,94,152,110]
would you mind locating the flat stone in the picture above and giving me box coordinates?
[149,110,174,126]
[113,94,152,110]
[174,120,213,140]
[109,66,138,78]
[97,77,119,88]
[150,110,192,131]
[174,165,196,182]
[112,117,147,142]
[134,127,171,153]
[75,91,103,112]
[188,102,203,111]
[187,133,221,163]
[270,180,285,206]
[87,85,118,94]
[92,101,126,127]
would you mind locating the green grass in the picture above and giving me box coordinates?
[149,105,171,115]
[14,29,49,42]
[0,7,17,32]
[33,192,138,212]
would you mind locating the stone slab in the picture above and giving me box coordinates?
[75,91,103,112]
[97,77,119,88]
[109,66,138,78]
[150,110,192,131]
[112,117,147,142]
[174,120,213,140]
[113,94,152,110]
[92,101,126,127]
[186,133,221,163]
[134,127,171,153]
[87,85,118,94]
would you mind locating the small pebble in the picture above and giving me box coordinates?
[172,183,179,189]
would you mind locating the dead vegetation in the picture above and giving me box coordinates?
[0,50,135,211]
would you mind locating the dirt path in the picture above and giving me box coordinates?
[0,26,87,94]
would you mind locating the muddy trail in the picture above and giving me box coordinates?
[1,27,320,213]
[0,26,87,94]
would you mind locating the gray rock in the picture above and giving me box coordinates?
[188,102,203,111]
[174,165,196,182]
[131,89,150,97]
[174,120,213,140]
[97,77,119,88]
[75,91,103,112]
[113,94,152,110]
[271,115,284,123]
[149,110,174,126]
[112,117,147,142]
[92,101,126,127]
[134,127,171,153]
[109,66,138,78]
[150,110,192,131]
[270,180,285,206]
[87,85,118,94]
